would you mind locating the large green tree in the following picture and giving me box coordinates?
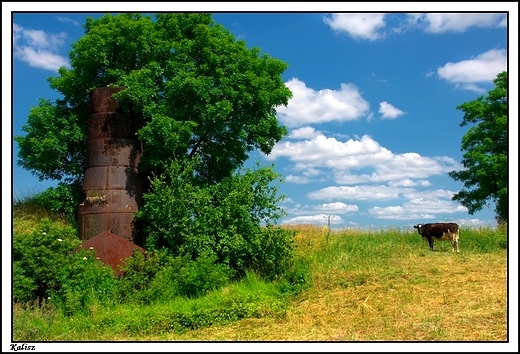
[15,13,292,185]
[15,14,296,277]
[448,71,508,224]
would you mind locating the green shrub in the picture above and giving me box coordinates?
[50,257,118,316]
[173,253,234,298]
[249,226,298,281]
[12,218,118,314]
[32,182,83,227]
[13,263,37,304]
[145,257,186,302]
[119,251,234,302]
[136,162,296,280]
[116,249,173,304]
[275,256,312,295]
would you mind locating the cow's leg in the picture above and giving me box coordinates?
[454,237,459,253]
[450,232,460,252]
[427,237,434,251]
[449,234,455,252]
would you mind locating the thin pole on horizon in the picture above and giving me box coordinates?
[323,214,335,242]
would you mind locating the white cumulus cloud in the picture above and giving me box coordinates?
[283,201,359,217]
[267,132,459,185]
[369,196,467,220]
[388,179,431,188]
[379,101,405,119]
[295,184,469,222]
[288,126,321,140]
[323,13,506,42]
[437,49,507,92]
[333,153,460,185]
[56,15,80,27]
[323,13,387,41]
[268,134,389,166]
[315,202,359,214]
[13,23,69,71]
[282,214,344,225]
[285,175,311,184]
[308,185,399,201]
[277,78,370,128]
[409,13,507,33]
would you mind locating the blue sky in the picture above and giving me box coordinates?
[5,4,517,231]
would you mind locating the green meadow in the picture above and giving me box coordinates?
[12,201,507,341]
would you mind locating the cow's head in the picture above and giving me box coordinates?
[413,224,423,235]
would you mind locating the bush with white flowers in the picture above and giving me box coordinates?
[13,218,117,314]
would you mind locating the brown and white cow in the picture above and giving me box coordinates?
[413,223,460,252]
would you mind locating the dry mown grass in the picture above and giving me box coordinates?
[140,226,508,342]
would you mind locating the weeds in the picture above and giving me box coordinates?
[13,272,288,340]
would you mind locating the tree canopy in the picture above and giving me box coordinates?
[15,14,296,278]
[15,13,292,185]
[448,71,508,224]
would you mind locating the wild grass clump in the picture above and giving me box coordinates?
[13,272,288,341]
[13,195,70,231]
[13,183,82,228]
[115,272,287,336]
[117,249,235,304]
[458,226,508,252]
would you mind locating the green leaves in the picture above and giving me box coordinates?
[16,12,291,186]
[32,182,83,227]
[15,99,85,183]
[13,218,117,310]
[136,162,293,279]
[15,13,295,278]
[449,71,508,223]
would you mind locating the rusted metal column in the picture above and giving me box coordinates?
[78,87,145,246]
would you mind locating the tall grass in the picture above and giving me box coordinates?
[13,194,70,229]
[12,218,507,341]
[13,272,288,341]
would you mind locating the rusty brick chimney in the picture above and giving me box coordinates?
[79,87,145,271]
